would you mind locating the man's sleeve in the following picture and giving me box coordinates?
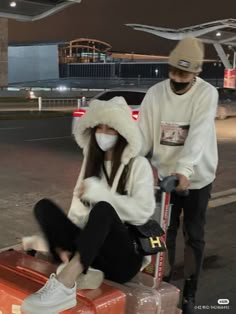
[138,90,154,156]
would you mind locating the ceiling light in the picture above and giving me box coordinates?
[10,1,16,7]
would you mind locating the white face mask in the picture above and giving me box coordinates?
[95,133,118,151]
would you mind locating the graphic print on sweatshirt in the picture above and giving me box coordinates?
[160,122,190,146]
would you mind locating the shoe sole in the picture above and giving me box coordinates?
[21,298,77,314]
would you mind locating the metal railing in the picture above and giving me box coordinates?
[37,97,81,111]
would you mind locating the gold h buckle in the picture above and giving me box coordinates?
[149,236,161,248]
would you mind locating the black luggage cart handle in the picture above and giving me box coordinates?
[160,175,189,196]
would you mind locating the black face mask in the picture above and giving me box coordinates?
[170,79,191,92]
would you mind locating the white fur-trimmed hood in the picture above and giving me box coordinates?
[74,97,142,165]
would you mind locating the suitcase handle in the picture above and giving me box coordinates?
[0,263,48,286]
[16,266,49,281]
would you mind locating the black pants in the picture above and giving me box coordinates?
[34,199,143,283]
[166,183,212,292]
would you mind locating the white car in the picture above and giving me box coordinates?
[72,88,147,134]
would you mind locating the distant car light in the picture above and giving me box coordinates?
[29,91,36,99]
[57,85,67,92]
[73,109,86,117]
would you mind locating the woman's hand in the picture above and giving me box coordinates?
[55,248,72,263]
[81,177,111,204]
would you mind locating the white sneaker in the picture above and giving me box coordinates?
[56,263,104,290]
[21,273,76,314]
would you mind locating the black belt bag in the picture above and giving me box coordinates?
[126,220,166,256]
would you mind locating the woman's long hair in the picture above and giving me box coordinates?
[84,127,129,194]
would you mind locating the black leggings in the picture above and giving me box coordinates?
[34,198,143,283]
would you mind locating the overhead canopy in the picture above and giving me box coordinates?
[126,19,236,47]
[126,19,236,68]
[0,0,81,21]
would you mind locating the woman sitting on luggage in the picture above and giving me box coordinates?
[21,96,156,313]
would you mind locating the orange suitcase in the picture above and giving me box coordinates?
[0,250,126,314]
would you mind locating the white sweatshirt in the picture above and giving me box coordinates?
[138,77,218,189]
[68,156,156,227]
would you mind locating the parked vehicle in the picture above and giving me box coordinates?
[72,88,147,134]
[72,85,236,134]
[216,87,236,119]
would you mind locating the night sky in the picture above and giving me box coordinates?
[8,0,236,57]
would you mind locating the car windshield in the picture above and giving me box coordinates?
[97,91,146,106]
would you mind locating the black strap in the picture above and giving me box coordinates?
[102,158,134,193]
[102,163,110,184]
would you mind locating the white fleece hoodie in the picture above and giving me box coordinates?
[138,77,218,189]
[68,156,155,228]
[68,97,156,228]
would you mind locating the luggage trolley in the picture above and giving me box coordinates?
[142,175,185,284]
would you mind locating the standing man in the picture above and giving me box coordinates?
[138,37,218,314]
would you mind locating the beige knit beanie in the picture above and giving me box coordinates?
[168,37,204,73]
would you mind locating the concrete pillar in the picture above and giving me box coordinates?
[0,18,8,87]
